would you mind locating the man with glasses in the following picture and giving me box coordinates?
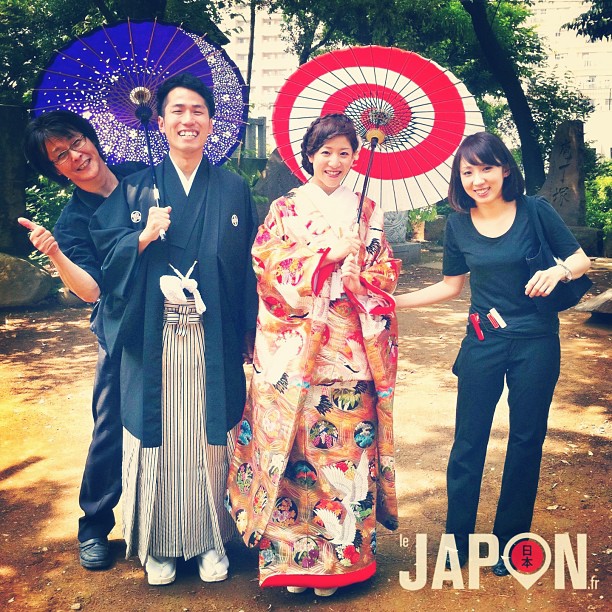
[19,110,143,570]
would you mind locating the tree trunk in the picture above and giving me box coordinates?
[298,26,316,66]
[461,0,545,194]
[246,0,256,88]
[91,0,118,23]
[0,105,31,256]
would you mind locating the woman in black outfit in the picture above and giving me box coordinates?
[395,132,591,574]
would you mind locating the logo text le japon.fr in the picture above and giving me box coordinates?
[398,533,600,590]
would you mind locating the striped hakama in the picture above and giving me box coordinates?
[122,300,237,564]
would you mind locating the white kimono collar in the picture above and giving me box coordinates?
[168,154,203,196]
[299,182,358,236]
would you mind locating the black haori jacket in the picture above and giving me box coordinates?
[90,157,258,446]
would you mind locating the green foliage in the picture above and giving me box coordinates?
[496,68,594,163]
[225,158,268,209]
[165,0,230,44]
[0,0,106,105]
[584,157,612,240]
[272,0,543,99]
[564,0,612,42]
[435,199,452,216]
[23,176,71,265]
[407,206,438,225]
[269,0,345,65]
[24,176,71,230]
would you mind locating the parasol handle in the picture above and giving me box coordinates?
[137,104,166,242]
[357,128,386,223]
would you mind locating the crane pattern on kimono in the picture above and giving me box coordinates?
[253,329,304,392]
[315,450,370,547]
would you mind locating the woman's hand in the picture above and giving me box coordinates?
[526,249,591,299]
[18,217,59,257]
[138,206,171,253]
[341,253,366,295]
[525,265,566,298]
[324,225,360,264]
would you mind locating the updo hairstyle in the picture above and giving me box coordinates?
[300,113,359,175]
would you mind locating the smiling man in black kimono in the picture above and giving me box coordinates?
[20,110,144,571]
[90,72,258,586]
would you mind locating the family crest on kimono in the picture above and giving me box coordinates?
[226,114,401,597]
[90,72,258,586]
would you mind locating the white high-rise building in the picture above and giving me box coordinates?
[221,2,611,158]
[529,0,612,158]
[220,8,299,154]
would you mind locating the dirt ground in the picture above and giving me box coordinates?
[0,253,610,612]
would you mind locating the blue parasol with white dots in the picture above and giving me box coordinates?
[31,19,248,167]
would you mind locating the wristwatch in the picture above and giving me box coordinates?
[558,262,573,283]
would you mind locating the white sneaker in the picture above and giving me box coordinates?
[197,549,229,582]
[314,587,337,597]
[287,586,307,593]
[145,555,176,585]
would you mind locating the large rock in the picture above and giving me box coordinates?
[574,288,612,315]
[252,148,300,221]
[538,120,586,227]
[384,211,421,264]
[389,241,421,265]
[383,210,409,243]
[0,253,58,308]
[567,226,603,257]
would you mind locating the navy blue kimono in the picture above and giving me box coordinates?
[90,157,258,447]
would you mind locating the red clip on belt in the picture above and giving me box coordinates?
[469,312,485,341]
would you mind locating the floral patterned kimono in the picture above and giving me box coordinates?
[226,183,400,589]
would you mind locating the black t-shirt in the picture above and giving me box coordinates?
[52,161,145,345]
[442,195,581,337]
[53,162,144,286]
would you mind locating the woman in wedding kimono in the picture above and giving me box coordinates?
[226,114,401,597]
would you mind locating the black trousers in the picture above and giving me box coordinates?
[77,343,122,542]
[445,330,560,554]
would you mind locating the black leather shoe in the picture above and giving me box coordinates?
[492,557,511,576]
[79,537,111,570]
[445,551,467,570]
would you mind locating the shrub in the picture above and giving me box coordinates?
[585,157,612,240]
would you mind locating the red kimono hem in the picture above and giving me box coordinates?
[260,561,376,589]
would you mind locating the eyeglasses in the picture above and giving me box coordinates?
[51,135,88,166]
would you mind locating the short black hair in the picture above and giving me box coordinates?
[300,114,359,175]
[23,110,103,185]
[448,131,525,212]
[156,72,216,117]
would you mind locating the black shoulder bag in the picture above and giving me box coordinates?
[525,196,592,313]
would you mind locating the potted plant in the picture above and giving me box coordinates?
[407,206,438,241]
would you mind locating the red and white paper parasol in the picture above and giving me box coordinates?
[272,45,484,211]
